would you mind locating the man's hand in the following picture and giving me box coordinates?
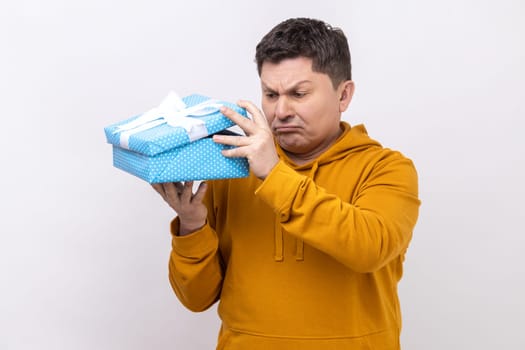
[213,100,279,180]
[152,181,208,236]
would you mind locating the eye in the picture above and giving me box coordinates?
[293,91,306,98]
[265,92,278,99]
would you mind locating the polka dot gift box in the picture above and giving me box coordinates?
[104,93,250,184]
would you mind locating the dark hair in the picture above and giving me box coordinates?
[255,17,352,87]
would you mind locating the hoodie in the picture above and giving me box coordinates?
[168,122,421,349]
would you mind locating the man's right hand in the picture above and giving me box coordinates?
[152,181,208,236]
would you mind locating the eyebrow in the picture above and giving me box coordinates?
[261,80,312,94]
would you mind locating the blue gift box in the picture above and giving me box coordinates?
[104,94,250,184]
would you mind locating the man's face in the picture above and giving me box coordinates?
[260,57,351,162]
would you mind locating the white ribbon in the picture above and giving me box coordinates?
[113,91,224,149]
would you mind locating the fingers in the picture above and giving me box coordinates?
[236,100,269,127]
[220,101,269,136]
[151,182,182,204]
[152,181,207,205]
[214,100,270,151]
[212,133,249,147]
[162,182,180,202]
[192,182,207,203]
[219,145,245,159]
[151,183,165,198]
[220,106,253,134]
[179,181,194,202]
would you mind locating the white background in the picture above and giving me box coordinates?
[1,0,524,349]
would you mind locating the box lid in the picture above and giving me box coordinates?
[104,94,247,156]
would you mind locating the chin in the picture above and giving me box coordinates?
[277,139,307,154]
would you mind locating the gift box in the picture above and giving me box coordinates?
[104,93,250,183]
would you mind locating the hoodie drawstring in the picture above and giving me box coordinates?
[295,239,304,261]
[274,218,284,262]
[273,161,320,262]
[295,161,319,261]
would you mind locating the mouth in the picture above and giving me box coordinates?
[274,125,301,134]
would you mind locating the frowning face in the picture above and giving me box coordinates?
[260,56,354,164]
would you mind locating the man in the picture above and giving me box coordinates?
[153,17,420,349]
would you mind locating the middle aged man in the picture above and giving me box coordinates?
[153,17,420,349]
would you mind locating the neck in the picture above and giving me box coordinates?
[282,127,343,166]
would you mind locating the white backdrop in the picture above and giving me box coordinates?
[1,0,524,349]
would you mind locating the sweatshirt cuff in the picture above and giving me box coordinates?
[170,217,218,257]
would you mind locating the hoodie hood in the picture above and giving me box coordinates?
[271,122,382,261]
[275,122,382,171]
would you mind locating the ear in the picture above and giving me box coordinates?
[338,80,355,113]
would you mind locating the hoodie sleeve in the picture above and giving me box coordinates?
[168,188,223,312]
[255,155,420,273]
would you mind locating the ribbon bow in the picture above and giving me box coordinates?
[113,91,224,149]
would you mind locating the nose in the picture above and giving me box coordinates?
[274,96,293,120]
